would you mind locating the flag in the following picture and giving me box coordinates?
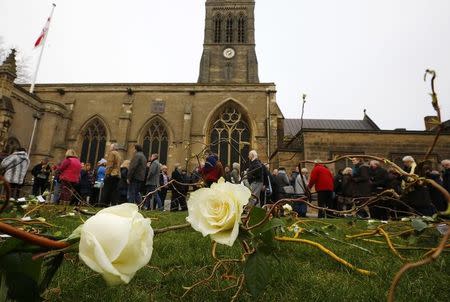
[34,16,51,48]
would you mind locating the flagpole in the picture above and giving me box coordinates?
[29,3,56,94]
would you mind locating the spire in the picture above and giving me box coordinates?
[0,49,17,79]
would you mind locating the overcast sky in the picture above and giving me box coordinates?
[1,0,449,130]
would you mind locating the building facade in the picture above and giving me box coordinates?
[0,0,449,177]
[0,0,281,171]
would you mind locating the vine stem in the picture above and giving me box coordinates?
[0,221,70,249]
[274,236,374,276]
[154,223,191,235]
[387,229,450,302]
[377,227,408,261]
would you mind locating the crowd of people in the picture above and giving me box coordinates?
[0,145,449,218]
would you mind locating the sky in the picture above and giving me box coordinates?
[1,0,449,130]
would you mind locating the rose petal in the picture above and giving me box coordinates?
[79,230,124,285]
[113,217,154,275]
[83,212,132,261]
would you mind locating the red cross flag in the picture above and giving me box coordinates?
[34,16,51,48]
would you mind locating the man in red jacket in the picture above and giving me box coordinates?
[308,160,334,218]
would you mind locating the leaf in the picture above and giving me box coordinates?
[0,273,8,302]
[258,218,285,234]
[244,252,271,297]
[39,253,64,293]
[411,219,428,232]
[0,238,22,257]
[247,207,267,228]
[0,252,43,302]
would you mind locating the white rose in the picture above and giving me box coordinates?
[186,178,251,246]
[79,203,154,285]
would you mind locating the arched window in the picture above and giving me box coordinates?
[214,14,222,43]
[210,105,250,167]
[225,15,234,43]
[80,118,107,166]
[142,119,169,164]
[237,15,246,43]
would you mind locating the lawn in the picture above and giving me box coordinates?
[3,206,450,302]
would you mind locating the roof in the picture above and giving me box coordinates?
[284,115,380,137]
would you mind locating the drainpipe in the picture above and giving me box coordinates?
[265,88,272,162]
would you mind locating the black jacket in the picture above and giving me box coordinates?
[353,163,371,197]
[247,159,263,184]
[31,163,51,183]
[443,169,450,193]
[369,167,388,192]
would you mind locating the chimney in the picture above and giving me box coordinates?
[424,116,439,131]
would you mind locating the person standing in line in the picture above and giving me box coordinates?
[308,160,334,218]
[31,157,51,196]
[92,159,106,205]
[145,154,162,210]
[127,145,147,205]
[118,160,130,204]
[101,143,122,206]
[230,162,240,184]
[1,147,30,199]
[441,159,450,193]
[224,165,232,182]
[247,150,264,206]
[57,149,82,205]
[159,165,169,204]
[199,151,223,187]
[294,167,309,217]
[170,164,183,211]
[290,166,300,187]
[79,162,94,204]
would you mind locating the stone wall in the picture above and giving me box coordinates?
[301,131,450,174]
[31,83,281,171]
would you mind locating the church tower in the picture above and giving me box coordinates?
[198,0,259,84]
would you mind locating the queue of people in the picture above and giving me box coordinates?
[0,145,449,218]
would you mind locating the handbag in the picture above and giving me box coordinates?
[282,185,295,194]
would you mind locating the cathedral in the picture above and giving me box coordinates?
[0,0,281,171]
[0,0,449,175]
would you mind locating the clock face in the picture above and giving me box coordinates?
[223,48,236,59]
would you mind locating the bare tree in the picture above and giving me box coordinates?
[0,36,32,84]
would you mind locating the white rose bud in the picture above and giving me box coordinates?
[186,178,251,246]
[282,204,293,213]
[79,203,154,285]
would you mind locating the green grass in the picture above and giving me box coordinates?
[10,207,450,301]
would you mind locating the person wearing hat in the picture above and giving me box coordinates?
[92,158,107,205]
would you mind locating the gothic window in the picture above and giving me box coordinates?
[237,15,246,43]
[214,14,222,43]
[142,119,169,164]
[80,119,107,166]
[210,105,250,168]
[225,15,234,43]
